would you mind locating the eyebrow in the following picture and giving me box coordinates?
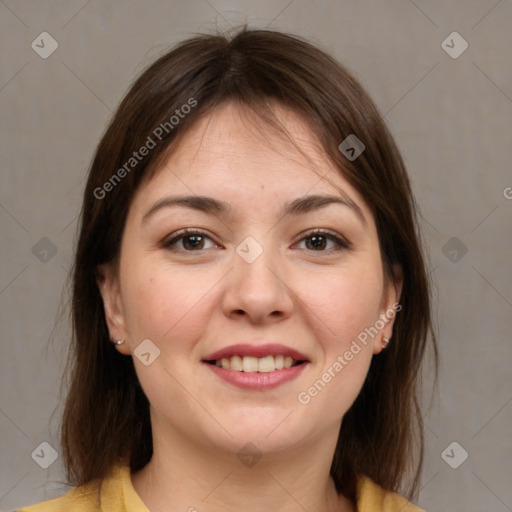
[284,194,366,225]
[142,193,367,226]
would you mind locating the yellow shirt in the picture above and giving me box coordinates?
[17,464,424,511]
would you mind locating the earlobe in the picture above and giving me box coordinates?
[95,263,131,355]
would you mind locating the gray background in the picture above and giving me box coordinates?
[1,1,511,511]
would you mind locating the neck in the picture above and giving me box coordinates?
[131,414,355,512]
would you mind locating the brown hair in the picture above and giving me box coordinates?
[63,26,437,501]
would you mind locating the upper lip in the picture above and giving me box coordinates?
[203,343,310,362]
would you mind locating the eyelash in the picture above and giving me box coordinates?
[162,228,350,253]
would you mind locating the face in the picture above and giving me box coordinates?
[97,102,402,458]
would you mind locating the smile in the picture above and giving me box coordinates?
[202,343,310,390]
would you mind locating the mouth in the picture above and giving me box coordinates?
[202,343,310,390]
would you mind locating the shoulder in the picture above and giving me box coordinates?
[356,474,425,512]
[16,465,147,512]
[15,480,101,512]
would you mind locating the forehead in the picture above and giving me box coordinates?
[131,102,371,219]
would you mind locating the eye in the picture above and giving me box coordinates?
[295,230,350,252]
[162,229,219,251]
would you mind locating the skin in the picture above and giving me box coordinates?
[97,101,402,512]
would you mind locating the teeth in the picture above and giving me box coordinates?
[230,355,243,371]
[258,355,275,373]
[213,355,299,372]
[242,356,259,372]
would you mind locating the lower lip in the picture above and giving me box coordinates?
[203,362,309,390]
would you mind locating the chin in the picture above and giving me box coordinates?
[196,406,313,456]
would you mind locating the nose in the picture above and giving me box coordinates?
[221,242,294,325]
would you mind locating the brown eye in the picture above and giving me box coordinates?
[305,234,328,250]
[163,230,217,251]
[296,230,349,252]
[181,235,206,250]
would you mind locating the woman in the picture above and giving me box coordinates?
[19,27,437,512]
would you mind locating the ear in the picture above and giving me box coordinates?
[95,263,131,355]
[372,263,403,355]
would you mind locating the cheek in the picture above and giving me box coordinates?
[306,262,384,344]
[295,260,383,408]
[119,261,216,406]
[120,260,217,346]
